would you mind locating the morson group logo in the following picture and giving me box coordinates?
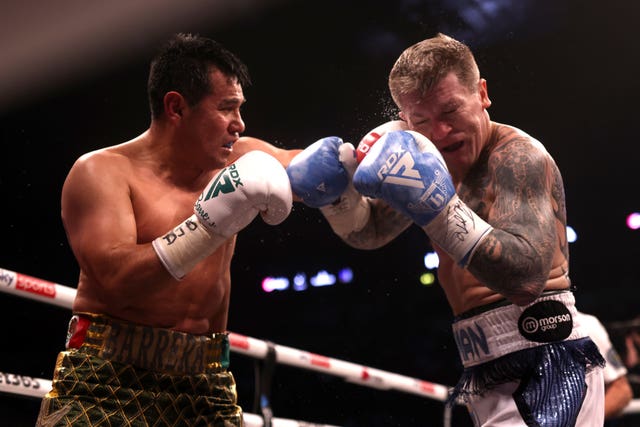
[518,300,572,342]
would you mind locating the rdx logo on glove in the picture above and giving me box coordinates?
[376,149,424,189]
[377,149,450,213]
[202,163,243,201]
[195,164,244,227]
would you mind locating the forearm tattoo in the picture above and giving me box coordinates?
[464,132,562,303]
[342,199,413,250]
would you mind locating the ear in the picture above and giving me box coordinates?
[478,79,492,109]
[163,91,186,122]
[398,110,407,122]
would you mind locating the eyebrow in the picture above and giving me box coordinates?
[219,97,246,107]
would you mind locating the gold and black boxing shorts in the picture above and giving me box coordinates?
[36,313,243,427]
[64,312,231,374]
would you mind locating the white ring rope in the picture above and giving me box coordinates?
[0,372,51,399]
[1,266,638,422]
[0,267,450,402]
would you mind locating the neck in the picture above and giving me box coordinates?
[144,125,213,190]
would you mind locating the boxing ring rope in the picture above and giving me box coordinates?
[0,267,450,426]
[2,267,639,425]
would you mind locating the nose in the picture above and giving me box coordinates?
[429,120,452,142]
[230,110,245,135]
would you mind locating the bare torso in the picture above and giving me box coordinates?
[70,141,234,334]
[435,246,570,315]
[67,134,298,335]
[435,123,571,314]
[344,122,571,316]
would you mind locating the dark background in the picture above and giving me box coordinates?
[1,0,639,425]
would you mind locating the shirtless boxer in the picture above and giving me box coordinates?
[36,33,300,426]
[287,33,605,426]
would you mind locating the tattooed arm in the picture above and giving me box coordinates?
[340,198,413,250]
[465,133,562,305]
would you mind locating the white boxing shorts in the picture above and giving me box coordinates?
[450,291,605,427]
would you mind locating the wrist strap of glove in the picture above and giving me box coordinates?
[422,195,493,267]
[319,185,370,238]
[152,214,227,280]
[319,141,370,238]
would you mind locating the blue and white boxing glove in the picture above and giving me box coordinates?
[286,136,349,207]
[315,120,410,237]
[286,136,370,237]
[353,130,493,267]
[355,120,408,163]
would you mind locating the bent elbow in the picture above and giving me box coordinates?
[509,279,546,306]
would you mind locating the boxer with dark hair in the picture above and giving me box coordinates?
[37,33,300,426]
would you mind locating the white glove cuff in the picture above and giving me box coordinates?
[320,185,370,238]
[152,214,227,280]
[422,195,493,267]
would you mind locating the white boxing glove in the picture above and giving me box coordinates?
[321,120,409,237]
[153,150,292,279]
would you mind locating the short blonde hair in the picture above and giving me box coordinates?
[388,33,480,106]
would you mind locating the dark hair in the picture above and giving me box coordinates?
[147,33,251,119]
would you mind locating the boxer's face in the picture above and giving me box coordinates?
[398,72,491,178]
[181,69,246,169]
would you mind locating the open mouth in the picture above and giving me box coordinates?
[441,141,464,153]
[223,141,234,149]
